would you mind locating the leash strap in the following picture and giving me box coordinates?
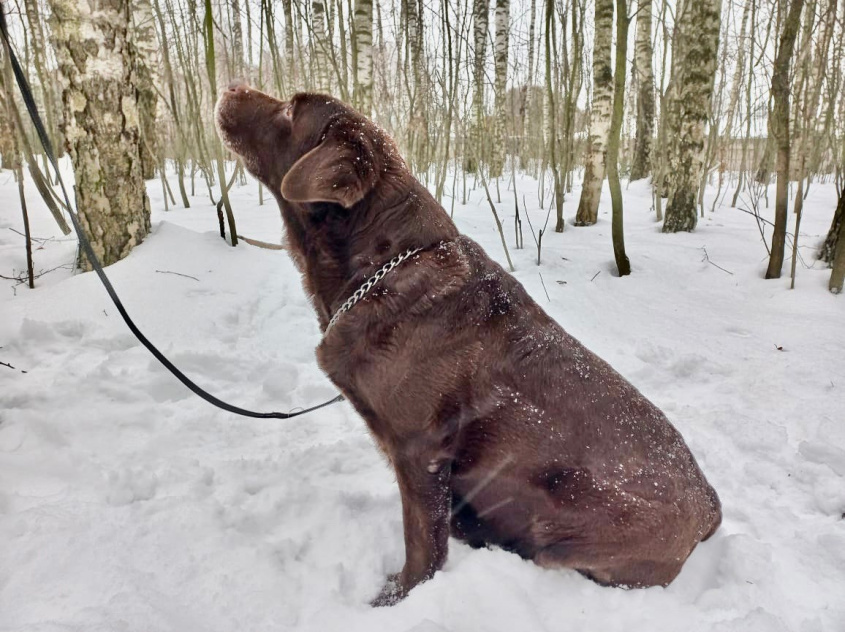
[0,10,344,419]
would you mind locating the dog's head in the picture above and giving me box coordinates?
[215,83,398,209]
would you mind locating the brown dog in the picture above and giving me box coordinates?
[215,84,722,606]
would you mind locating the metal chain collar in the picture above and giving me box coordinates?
[324,247,423,334]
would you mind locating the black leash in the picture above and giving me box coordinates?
[0,10,344,419]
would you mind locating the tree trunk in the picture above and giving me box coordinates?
[489,0,510,178]
[230,0,245,76]
[353,0,374,114]
[830,195,845,293]
[131,0,160,180]
[0,76,14,169]
[765,0,804,279]
[465,0,489,173]
[203,0,238,245]
[820,193,844,265]
[312,0,331,92]
[608,0,631,275]
[629,0,654,181]
[24,0,62,158]
[521,0,536,168]
[662,0,721,233]
[282,0,296,86]
[48,0,151,268]
[544,0,563,232]
[575,0,613,226]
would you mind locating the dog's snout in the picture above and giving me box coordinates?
[227,79,249,93]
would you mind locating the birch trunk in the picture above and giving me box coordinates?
[312,0,331,92]
[48,0,151,268]
[230,0,244,76]
[466,0,489,173]
[575,0,613,226]
[131,0,159,180]
[353,0,374,114]
[629,0,654,181]
[282,0,296,85]
[661,0,721,233]
[490,0,510,178]
[521,0,536,168]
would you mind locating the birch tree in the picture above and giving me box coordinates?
[575,0,613,226]
[312,0,331,92]
[466,0,489,173]
[661,0,721,233]
[490,0,510,177]
[629,0,654,181]
[353,0,374,114]
[47,0,151,268]
[131,0,159,180]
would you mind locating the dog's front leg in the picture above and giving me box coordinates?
[372,453,451,606]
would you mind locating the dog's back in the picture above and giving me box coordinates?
[443,235,722,586]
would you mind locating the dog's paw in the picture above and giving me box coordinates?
[370,573,407,607]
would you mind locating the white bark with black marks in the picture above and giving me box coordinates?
[353,0,374,114]
[48,0,151,268]
[662,0,721,233]
[629,0,654,182]
[575,0,613,226]
[490,0,510,177]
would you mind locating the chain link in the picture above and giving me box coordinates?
[324,247,423,334]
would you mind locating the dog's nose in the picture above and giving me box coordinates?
[227,79,249,93]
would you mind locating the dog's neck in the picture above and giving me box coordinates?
[274,174,459,330]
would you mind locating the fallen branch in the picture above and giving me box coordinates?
[701,247,734,275]
[539,273,550,302]
[155,269,199,282]
[237,235,286,250]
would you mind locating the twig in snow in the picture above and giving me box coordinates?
[590,271,601,282]
[539,273,550,302]
[155,270,199,282]
[700,247,734,275]
[8,228,55,246]
[1,263,73,284]
[1,360,26,373]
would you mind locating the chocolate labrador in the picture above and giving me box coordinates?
[215,84,722,606]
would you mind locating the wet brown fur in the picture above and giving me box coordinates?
[215,85,722,606]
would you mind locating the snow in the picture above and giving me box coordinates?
[1,164,844,631]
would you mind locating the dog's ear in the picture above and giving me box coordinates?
[281,128,376,208]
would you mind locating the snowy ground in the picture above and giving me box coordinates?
[1,163,844,632]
